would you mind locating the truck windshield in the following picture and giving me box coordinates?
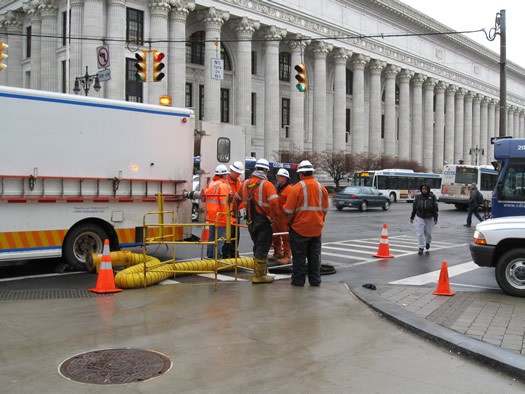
[499,163,525,202]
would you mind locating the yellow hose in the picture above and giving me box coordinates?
[114,255,255,289]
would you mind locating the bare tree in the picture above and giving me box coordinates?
[316,151,359,190]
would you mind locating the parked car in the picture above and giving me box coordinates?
[470,216,525,297]
[332,186,390,212]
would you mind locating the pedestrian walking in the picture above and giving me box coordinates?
[269,168,292,265]
[464,183,484,228]
[284,160,329,286]
[203,165,231,259]
[410,184,438,255]
[222,161,244,258]
[235,158,279,284]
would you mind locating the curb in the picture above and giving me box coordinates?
[351,285,525,380]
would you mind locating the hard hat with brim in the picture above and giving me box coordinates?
[255,158,270,170]
[276,168,290,178]
[297,160,315,172]
[230,161,244,174]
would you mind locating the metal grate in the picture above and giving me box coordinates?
[0,289,115,301]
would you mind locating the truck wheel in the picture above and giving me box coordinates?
[495,249,525,297]
[389,192,396,203]
[63,224,108,271]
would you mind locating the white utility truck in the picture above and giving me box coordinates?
[0,86,196,270]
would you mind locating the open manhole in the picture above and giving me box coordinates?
[59,348,171,384]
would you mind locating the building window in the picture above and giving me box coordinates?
[381,115,385,139]
[346,69,353,95]
[126,8,144,45]
[251,93,256,126]
[279,52,291,81]
[346,108,351,143]
[221,88,230,123]
[61,60,66,93]
[199,84,204,121]
[251,51,257,75]
[186,31,231,70]
[26,26,31,58]
[125,57,143,102]
[221,45,231,71]
[185,83,193,108]
[282,98,290,129]
[62,11,70,46]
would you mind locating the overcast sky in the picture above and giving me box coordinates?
[400,0,524,68]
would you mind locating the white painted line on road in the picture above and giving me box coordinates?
[324,244,408,253]
[389,261,479,285]
[198,273,248,281]
[449,282,500,290]
[321,251,364,260]
[0,272,84,282]
[158,279,180,285]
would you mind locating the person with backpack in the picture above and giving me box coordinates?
[464,183,484,228]
[410,184,439,255]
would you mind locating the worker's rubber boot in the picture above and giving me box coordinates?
[268,246,282,262]
[277,248,291,265]
[252,258,274,284]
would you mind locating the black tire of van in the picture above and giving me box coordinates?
[495,248,525,297]
[63,223,108,271]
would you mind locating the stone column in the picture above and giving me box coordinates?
[263,25,286,159]
[368,59,386,155]
[422,77,436,170]
[289,36,309,152]
[514,108,520,139]
[202,7,229,122]
[507,106,515,137]
[444,85,456,165]
[411,73,425,163]
[23,2,41,90]
[106,0,127,100]
[520,110,525,139]
[81,0,103,96]
[454,88,465,163]
[472,94,481,154]
[463,91,473,165]
[4,11,24,88]
[397,69,413,161]
[312,41,332,153]
[350,54,369,154]
[148,0,170,103]
[0,15,6,86]
[433,81,447,172]
[168,0,195,107]
[69,0,83,92]
[332,47,350,152]
[480,97,489,165]
[383,64,400,158]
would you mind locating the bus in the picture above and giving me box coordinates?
[352,169,442,203]
[492,138,525,217]
[440,164,498,210]
[245,158,300,184]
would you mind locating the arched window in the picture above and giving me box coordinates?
[279,52,291,81]
[186,31,232,71]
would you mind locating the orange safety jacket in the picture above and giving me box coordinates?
[235,175,279,223]
[284,175,329,237]
[276,182,292,221]
[225,174,244,215]
[204,177,231,226]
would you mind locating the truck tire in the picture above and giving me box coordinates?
[495,248,525,297]
[63,224,108,271]
[389,192,396,203]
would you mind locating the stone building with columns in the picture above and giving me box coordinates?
[1,0,525,171]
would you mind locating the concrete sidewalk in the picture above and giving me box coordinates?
[352,284,525,380]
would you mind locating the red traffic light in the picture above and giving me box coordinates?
[153,52,165,82]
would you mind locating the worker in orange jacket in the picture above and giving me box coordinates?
[284,160,329,286]
[222,161,244,259]
[235,158,279,284]
[203,164,231,259]
[269,168,292,265]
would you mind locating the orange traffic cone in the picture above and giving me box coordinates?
[201,227,209,242]
[89,239,123,294]
[373,223,395,258]
[432,261,455,296]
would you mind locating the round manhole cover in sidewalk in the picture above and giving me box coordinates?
[59,348,172,385]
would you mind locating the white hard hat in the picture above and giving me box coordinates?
[276,168,290,178]
[215,164,229,175]
[255,158,270,170]
[297,160,315,173]
[230,161,244,174]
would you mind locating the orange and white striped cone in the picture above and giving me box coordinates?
[89,239,123,293]
[432,261,455,296]
[372,223,395,258]
[201,227,209,242]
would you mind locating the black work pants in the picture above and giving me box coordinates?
[289,227,321,286]
[247,213,273,260]
[222,225,241,258]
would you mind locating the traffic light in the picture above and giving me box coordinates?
[135,51,147,82]
[152,52,165,82]
[294,63,307,92]
[0,41,8,71]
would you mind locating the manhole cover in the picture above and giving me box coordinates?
[59,348,171,384]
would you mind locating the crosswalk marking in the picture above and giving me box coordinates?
[198,273,248,281]
[389,261,479,285]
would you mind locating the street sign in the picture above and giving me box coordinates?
[97,45,110,69]
[98,68,111,82]
[211,58,223,80]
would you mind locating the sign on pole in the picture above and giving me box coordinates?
[211,58,224,80]
[97,45,110,69]
[98,68,111,82]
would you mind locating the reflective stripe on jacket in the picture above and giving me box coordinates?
[284,175,329,237]
[205,178,230,225]
[235,176,279,221]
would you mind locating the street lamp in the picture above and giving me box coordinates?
[469,145,484,166]
[73,66,101,96]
